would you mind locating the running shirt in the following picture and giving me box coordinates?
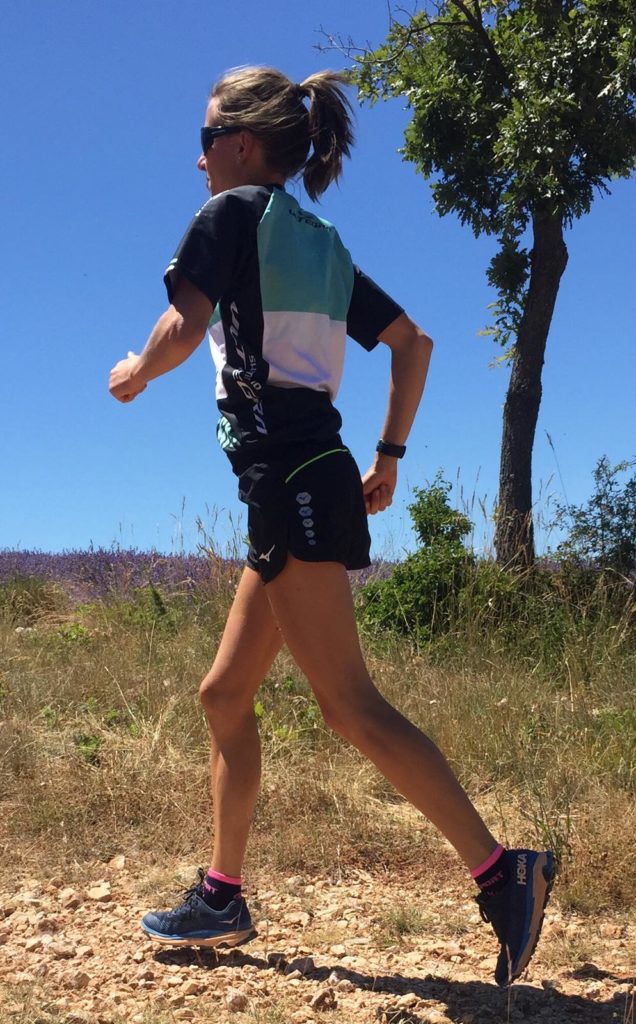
[164,184,403,460]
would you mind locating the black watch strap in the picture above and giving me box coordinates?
[376,439,407,459]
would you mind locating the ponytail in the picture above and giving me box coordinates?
[212,67,355,200]
[298,71,354,201]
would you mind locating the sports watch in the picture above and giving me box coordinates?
[376,439,407,459]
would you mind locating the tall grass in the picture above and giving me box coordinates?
[0,557,634,915]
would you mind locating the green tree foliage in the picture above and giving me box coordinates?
[554,456,636,574]
[354,0,636,342]
[345,1,636,566]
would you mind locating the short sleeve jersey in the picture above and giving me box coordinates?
[165,184,403,458]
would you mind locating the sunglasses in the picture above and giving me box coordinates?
[200,125,244,155]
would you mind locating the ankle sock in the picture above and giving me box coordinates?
[201,868,242,910]
[472,844,510,897]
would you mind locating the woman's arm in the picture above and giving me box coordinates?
[109,278,213,403]
[362,312,433,515]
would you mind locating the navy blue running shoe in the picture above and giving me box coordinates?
[141,872,257,948]
[476,849,555,987]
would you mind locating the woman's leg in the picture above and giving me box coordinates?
[265,556,497,870]
[199,566,284,877]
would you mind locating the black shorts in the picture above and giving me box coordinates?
[232,438,371,584]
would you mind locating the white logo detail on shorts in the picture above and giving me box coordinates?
[295,494,317,544]
[258,544,276,563]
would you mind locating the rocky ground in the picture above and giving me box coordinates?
[0,857,633,1024]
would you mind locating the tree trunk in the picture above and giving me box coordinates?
[495,212,568,569]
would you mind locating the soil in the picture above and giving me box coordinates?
[1,858,634,1023]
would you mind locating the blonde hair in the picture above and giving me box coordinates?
[211,67,354,201]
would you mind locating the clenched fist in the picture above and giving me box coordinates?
[109,351,147,403]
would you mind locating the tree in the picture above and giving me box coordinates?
[337,1,636,567]
[555,456,636,575]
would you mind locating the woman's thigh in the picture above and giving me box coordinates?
[201,566,285,702]
[263,555,376,708]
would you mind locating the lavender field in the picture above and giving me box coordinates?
[0,549,392,605]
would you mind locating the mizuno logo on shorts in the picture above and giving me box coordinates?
[258,544,276,562]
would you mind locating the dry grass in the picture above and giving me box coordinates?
[0,578,635,915]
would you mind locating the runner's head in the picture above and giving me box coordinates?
[200,67,354,200]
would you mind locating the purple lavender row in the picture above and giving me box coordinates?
[0,549,394,603]
[0,548,239,602]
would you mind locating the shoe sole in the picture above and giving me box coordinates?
[505,851,556,985]
[141,925,258,949]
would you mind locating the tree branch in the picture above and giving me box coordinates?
[448,0,513,90]
[316,18,463,68]
[316,10,469,70]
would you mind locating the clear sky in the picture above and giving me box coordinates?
[1,0,634,559]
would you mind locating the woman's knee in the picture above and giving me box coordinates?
[318,683,390,744]
[198,669,254,721]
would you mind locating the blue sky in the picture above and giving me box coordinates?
[1,0,634,559]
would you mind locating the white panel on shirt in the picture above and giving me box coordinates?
[209,322,228,400]
[261,311,346,400]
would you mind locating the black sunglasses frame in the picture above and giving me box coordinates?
[200,125,244,155]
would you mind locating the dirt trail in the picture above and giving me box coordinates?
[1,859,634,1023]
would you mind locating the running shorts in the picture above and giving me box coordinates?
[232,438,372,584]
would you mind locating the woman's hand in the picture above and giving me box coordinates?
[361,456,398,515]
[109,351,147,403]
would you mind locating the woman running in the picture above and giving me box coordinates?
[108,67,554,988]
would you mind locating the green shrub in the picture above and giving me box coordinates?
[554,455,636,576]
[357,476,473,642]
[72,733,102,765]
[357,474,635,678]
[102,583,185,634]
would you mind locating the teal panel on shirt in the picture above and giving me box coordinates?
[257,190,353,320]
[216,415,240,451]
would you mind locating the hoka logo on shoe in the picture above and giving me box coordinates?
[517,853,528,886]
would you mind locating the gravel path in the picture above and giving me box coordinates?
[1,858,634,1023]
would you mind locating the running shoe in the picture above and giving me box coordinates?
[476,849,556,987]
[140,871,257,948]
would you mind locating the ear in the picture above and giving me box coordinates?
[236,130,254,160]
[238,129,266,168]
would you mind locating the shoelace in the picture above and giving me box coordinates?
[475,893,492,924]
[475,891,509,942]
[477,900,492,924]
[172,867,206,910]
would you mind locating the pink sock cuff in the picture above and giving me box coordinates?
[206,869,242,886]
[470,844,505,879]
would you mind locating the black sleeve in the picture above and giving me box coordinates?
[346,265,405,352]
[164,192,245,307]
